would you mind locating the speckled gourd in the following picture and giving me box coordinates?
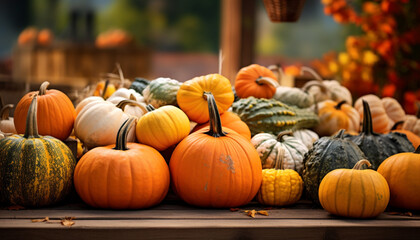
[231,97,319,136]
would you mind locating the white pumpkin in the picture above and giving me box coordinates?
[273,86,314,108]
[292,129,319,149]
[107,88,145,105]
[0,104,17,134]
[75,96,105,116]
[251,131,309,174]
[74,101,136,149]
[115,99,147,118]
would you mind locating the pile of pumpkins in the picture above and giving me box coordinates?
[0,63,419,219]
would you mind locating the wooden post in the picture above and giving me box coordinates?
[221,0,256,84]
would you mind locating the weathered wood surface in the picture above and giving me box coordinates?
[1,196,419,240]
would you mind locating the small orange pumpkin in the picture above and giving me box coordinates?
[354,95,393,133]
[14,81,75,141]
[235,64,279,99]
[74,118,170,209]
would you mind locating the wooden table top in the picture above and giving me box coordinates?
[1,193,419,240]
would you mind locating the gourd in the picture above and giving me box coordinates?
[177,74,234,124]
[170,92,262,208]
[74,100,135,149]
[273,86,314,108]
[74,118,170,209]
[192,111,251,140]
[231,97,319,136]
[234,64,279,99]
[344,101,414,170]
[14,81,76,141]
[93,80,116,99]
[0,104,17,134]
[292,129,318,149]
[257,168,303,207]
[377,146,420,210]
[251,131,308,174]
[0,96,76,207]
[402,102,420,136]
[354,94,393,133]
[301,66,353,105]
[130,77,151,94]
[319,160,389,218]
[142,77,181,108]
[314,100,360,137]
[302,129,365,204]
[136,105,190,151]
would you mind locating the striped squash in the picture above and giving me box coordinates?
[251,131,309,174]
[0,95,76,207]
[142,78,181,108]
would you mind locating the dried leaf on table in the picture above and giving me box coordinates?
[32,217,49,223]
[257,210,269,216]
[246,209,256,218]
[404,212,413,217]
[61,216,76,227]
[7,205,25,210]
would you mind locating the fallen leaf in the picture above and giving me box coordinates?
[230,208,240,212]
[246,209,256,218]
[61,217,75,227]
[404,212,413,217]
[257,210,269,216]
[7,205,25,210]
[32,217,49,223]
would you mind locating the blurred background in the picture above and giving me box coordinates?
[0,0,419,113]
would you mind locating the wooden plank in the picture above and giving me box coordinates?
[1,219,420,240]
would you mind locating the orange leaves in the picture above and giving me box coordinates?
[31,216,76,227]
[243,210,270,218]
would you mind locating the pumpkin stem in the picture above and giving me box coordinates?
[353,159,372,170]
[414,146,420,154]
[116,62,125,88]
[255,76,280,88]
[268,64,283,84]
[203,92,226,137]
[276,130,293,142]
[300,66,323,82]
[102,79,110,98]
[361,100,374,135]
[24,95,40,139]
[146,104,155,112]
[301,81,328,94]
[114,117,136,151]
[1,104,14,120]
[129,94,136,101]
[116,99,147,114]
[38,81,50,96]
[391,121,404,131]
[335,100,347,110]
[334,129,346,139]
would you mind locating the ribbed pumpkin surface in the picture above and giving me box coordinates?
[0,135,76,207]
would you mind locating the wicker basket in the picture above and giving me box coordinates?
[263,0,306,22]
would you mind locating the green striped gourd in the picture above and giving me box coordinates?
[0,96,76,207]
[142,77,181,108]
[232,97,319,136]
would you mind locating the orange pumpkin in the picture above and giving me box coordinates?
[74,118,170,209]
[235,64,279,99]
[170,92,262,208]
[37,29,53,46]
[177,74,234,123]
[192,111,251,140]
[14,81,75,141]
[314,100,360,137]
[390,122,420,149]
[17,27,38,46]
[377,147,420,210]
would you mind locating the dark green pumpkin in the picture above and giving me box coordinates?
[344,100,414,170]
[129,77,151,94]
[232,97,319,136]
[302,129,365,205]
[0,95,76,207]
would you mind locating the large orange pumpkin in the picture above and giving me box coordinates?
[14,81,75,140]
[170,92,262,208]
[235,64,279,99]
[177,74,234,123]
[377,147,420,210]
[74,118,170,209]
[192,111,251,140]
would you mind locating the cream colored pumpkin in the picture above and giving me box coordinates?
[273,86,314,108]
[381,97,406,123]
[251,131,309,174]
[115,100,147,118]
[403,115,420,136]
[292,129,318,149]
[75,96,104,116]
[355,94,393,133]
[107,88,145,105]
[0,104,17,134]
[74,101,135,149]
